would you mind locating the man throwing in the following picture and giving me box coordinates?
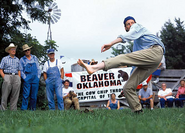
[78,16,165,113]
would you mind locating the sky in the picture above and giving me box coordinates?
[27,0,185,72]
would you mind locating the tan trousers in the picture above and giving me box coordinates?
[1,75,21,110]
[104,45,163,111]
[64,97,80,110]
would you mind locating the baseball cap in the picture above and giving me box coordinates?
[142,81,148,86]
[47,49,55,54]
[123,16,136,25]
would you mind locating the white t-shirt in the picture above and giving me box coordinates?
[158,88,174,99]
[43,59,63,73]
[63,87,75,97]
[159,55,166,69]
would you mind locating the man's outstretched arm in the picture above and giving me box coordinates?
[101,38,123,53]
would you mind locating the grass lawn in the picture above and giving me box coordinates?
[0,108,185,133]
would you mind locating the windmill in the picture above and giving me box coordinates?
[47,2,61,41]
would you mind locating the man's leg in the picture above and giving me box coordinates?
[46,84,55,110]
[21,81,31,110]
[179,95,185,107]
[150,98,154,109]
[175,98,180,107]
[160,98,166,108]
[78,46,163,74]
[9,75,21,110]
[29,82,39,111]
[64,98,72,110]
[167,98,174,108]
[1,75,12,110]
[55,80,64,110]
[72,97,80,110]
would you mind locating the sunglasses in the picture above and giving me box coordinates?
[24,49,30,52]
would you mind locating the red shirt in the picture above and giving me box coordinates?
[176,86,185,98]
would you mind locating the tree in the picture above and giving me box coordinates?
[160,18,185,69]
[111,42,133,57]
[0,0,53,60]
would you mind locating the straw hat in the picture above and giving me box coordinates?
[5,43,17,53]
[22,44,32,51]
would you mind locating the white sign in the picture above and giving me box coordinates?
[72,67,132,102]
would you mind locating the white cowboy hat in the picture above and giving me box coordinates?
[5,43,17,53]
[22,44,32,51]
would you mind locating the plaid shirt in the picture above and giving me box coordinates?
[0,55,21,74]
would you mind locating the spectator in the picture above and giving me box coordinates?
[20,44,41,111]
[0,43,21,110]
[63,79,80,110]
[138,81,154,110]
[106,93,123,110]
[43,49,64,110]
[90,59,98,65]
[175,80,185,107]
[158,83,174,108]
[152,55,166,84]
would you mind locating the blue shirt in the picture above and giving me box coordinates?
[0,55,21,74]
[20,54,41,79]
[118,23,165,54]
[139,88,153,98]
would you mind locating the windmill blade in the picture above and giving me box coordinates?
[51,15,58,24]
[50,17,55,24]
[53,13,61,20]
[53,9,61,16]
[53,8,61,13]
[49,2,57,9]
[53,12,61,17]
[52,5,58,10]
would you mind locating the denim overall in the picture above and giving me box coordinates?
[21,56,40,110]
[45,60,64,110]
[109,100,118,110]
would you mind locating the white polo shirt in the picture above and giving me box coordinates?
[158,88,174,99]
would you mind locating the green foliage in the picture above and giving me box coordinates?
[0,0,53,60]
[160,18,185,69]
[0,108,185,133]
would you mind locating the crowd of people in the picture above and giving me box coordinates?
[1,16,184,112]
[0,43,80,111]
[138,80,185,109]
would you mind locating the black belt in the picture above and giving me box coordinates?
[4,73,18,75]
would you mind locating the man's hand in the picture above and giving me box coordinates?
[142,98,147,101]
[101,43,112,53]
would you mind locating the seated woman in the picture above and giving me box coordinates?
[106,93,123,110]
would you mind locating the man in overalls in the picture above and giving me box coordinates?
[43,49,64,110]
[20,44,41,110]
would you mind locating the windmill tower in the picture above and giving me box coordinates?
[47,2,61,41]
